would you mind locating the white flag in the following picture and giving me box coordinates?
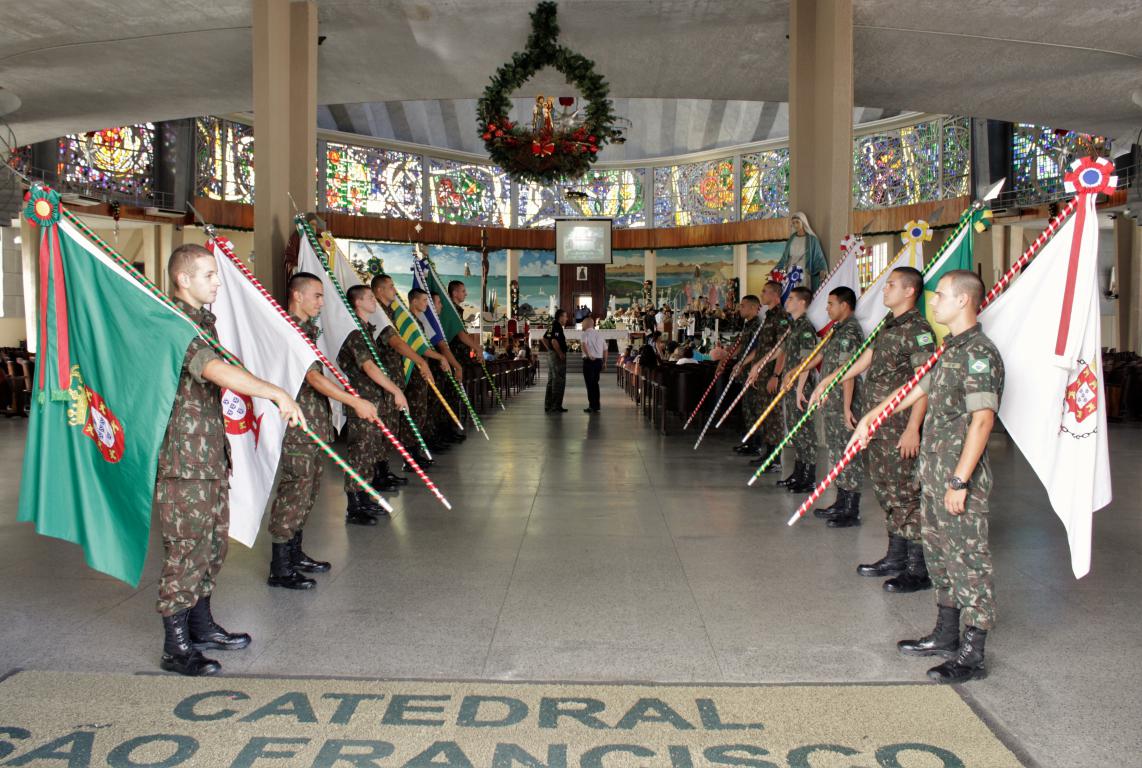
[806,239,862,333]
[855,222,929,335]
[297,231,390,429]
[208,240,320,546]
[980,189,1112,578]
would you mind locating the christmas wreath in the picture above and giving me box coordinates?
[477,1,620,184]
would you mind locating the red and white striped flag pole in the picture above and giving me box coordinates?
[204,228,453,511]
[787,194,1081,526]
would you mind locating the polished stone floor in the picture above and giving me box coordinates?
[2,370,1139,768]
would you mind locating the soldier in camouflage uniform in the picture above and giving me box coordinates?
[157,244,304,676]
[736,283,788,459]
[372,274,440,474]
[447,281,484,424]
[853,270,1003,684]
[413,288,467,446]
[770,286,818,492]
[804,286,865,527]
[338,285,408,525]
[814,267,935,587]
[543,308,569,412]
[267,272,379,589]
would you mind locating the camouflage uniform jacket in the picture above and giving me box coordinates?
[755,306,790,372]
[284,314,332,445]
[733,315,761,367]
[338,322,387,403]
[820,315,864,404]
[865,308,937,440]
[917,323,1005,480]
[448,300,471,363]
[780,314,818,372]
[156,299,228,480]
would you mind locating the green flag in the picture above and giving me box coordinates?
[421,260,466,341]
[18,186,199,586]
[922,209,992,342]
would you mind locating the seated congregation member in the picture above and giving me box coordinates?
[266,272,380,591]
[850,270,1003,684]
[675,346,698,365]
[156,245,305,677]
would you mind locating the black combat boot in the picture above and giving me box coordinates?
[898,605,961,657]
[289,531,330,574]
[345,492,378,526]
[267,542,316,590]
[883,540,933,593]
[788,463,816,493]
[814,488,847,517]
[371,461,401,492]
[777,460,804,488]
[826,491,862,528]
[928,626,988,683]
[857,533,908,577]
[161,610,221,676]
[357,490,389,518]
[750,444,775,467]
[733,436,757,454]
[188,595,251,651]
[380,459,408,486]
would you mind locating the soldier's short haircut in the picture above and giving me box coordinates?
[763,280,783,294]
[447,280,465,298]
[347,284,371,308]
[789,286,813,303]
[408,287,428,302]
[288,271,322,296]
[891,266,923,298]
[167,244,213,285]
[370,273,392,291]
[740,294,761,307]
[944,269,985,310]
[829,286,857,310]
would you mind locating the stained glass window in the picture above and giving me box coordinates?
[518,170,646,228]
[654,159,737,227]
[58,124,155,200]
[428,159,511,226]
[1012,123,1108,205]
[852,116,971,210]
[324,143,423,218]
[940,116,971,200]
[741,149,790,220]
[195,117,255,204]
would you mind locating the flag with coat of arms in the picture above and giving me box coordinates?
[980,157,1115,578]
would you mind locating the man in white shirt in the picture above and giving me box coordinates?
[580,316,608,413]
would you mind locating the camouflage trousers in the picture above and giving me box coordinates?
[918,453,996,629]
[821,393,864,492]
[783,395,818,464]
[344,412,385,493]
[404,370,432,447]
[155,478,228,616]
[742,381,782,447]
[866,433,922,540]
[545,353,566,410]
[267,441,324,544]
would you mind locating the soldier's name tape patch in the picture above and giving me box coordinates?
[968,356,991,374]
[916,332,934,346]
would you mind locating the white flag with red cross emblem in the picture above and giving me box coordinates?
[208,239,320,546]
[980,158,1115,578]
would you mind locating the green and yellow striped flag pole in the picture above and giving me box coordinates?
[296,218,434,460]
[746,203,992,486]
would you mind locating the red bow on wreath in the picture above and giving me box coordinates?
[531,140,555,157]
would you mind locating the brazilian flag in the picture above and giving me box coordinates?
[921,208,992,343]
[388,299,432,384]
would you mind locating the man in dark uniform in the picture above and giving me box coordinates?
[412,288,466,444]
[337,285,408,525]
[446,281,485,422]
[369,274,435,472]
[544,309,569,412]
[157,244,304,676]
[801,286,865,527]
[266,272,380,590]
[813,266,935,589]
[766,286,818,492]
[852,270,1003,683]
[729,295,763,452]
[740,283,789,461]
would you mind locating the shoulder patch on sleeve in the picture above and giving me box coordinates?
[968,356,990,375]
[916,331,934,346]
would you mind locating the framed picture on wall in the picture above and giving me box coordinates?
[576,266,588,281]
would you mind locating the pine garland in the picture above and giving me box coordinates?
[477,2,619,184]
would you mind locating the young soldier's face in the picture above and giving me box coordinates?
[373,279,396,304]
[451,284,467,302]
[433,295,444,314]
[784,295,803,315]
[182,255,220,306]
[294,279,324,319]
[411,294,429,313]
[931,276,964,326]
[356,290,378,315]
[882,274,908,309]
[826,295,846,322]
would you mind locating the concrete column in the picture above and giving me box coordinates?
[644,249,656,305]
[506,248,520,315]
[1118,218,1139,353]
[1006,224,1024,274]
[253,0,316,301]
[732,243,748,300]
[788,0,854,267]
[19,216,37,353]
